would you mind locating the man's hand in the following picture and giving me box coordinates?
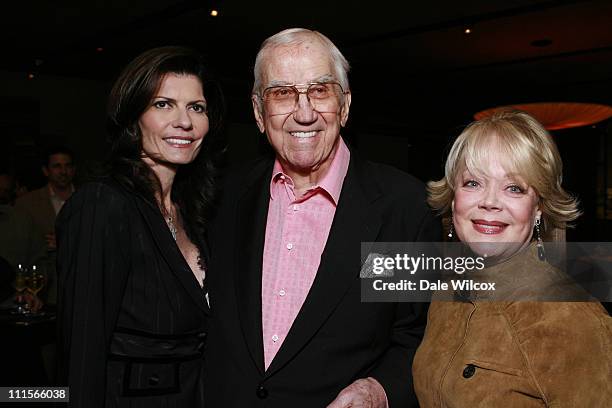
[327,377,388,408]
[16,292,44,312]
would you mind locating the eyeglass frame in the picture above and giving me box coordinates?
[255,81,349,113]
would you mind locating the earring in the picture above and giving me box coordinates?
[535,218,545,261]
[447,216,454,240]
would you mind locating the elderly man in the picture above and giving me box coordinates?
[205,28,439,407]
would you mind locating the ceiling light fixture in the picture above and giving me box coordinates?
[474,102,612,131]
[210,9,218,17]
[464,28,472,34]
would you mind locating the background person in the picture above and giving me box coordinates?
[0,168,46,271]
[204,28,439,408]
[15,145,76,305]
[17,145,76,249]
[57,46,224,407]
[415,110,611,407]
[0,168,18,205]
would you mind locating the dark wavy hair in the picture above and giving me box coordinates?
[107,46,225,263]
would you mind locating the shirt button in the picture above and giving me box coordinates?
[279,290,286,297]
[462,364,476,379]
[272,334,279,342]
[286,243,293,250]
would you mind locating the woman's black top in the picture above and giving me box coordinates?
[57,179,209,408]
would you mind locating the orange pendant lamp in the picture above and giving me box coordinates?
[474,102,612,131]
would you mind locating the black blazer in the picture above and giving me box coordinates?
[57,180,209,408]
[204,149,440,407]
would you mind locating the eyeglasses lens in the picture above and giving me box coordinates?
[263,83,342,114]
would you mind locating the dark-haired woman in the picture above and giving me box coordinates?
[57,46,224,407]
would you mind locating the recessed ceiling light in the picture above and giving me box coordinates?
[210,9,218,17]
[530,39,553,47]
[464,28,472,34]
[27,73,35,80]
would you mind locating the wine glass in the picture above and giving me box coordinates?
[12,264,30,314]
[25,264,46,314]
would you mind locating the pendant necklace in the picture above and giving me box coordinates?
[167,215,177,241]
[163,203,177,241]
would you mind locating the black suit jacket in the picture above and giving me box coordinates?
[204,148,440,407]
[57,180,209,408]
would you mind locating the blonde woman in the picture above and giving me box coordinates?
[414,110,611,407]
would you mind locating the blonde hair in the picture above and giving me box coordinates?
[428,110,580,238]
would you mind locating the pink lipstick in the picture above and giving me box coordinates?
[471,219,508,235]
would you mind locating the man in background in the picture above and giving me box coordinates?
[16,145,76,304]
[0,168,45,270]
[0,168,45,311]
[0,170,17,206]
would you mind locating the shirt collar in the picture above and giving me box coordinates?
[268,137,350,205]
[48,183,74,199]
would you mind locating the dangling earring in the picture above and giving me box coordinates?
[447,215,454,240]
[535,218,545,261]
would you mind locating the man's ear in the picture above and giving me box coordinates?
[340,91,351,127]
[252,95,266,133]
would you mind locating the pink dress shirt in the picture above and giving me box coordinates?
[261,139,350,370]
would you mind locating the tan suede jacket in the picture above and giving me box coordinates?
[413,247,612,407]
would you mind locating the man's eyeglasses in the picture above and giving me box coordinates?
[259,82,347,115]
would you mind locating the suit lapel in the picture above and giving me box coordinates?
[266,155,382,376]
[132,196,209,314]
[42,187,57,228]
[235,161,273,375]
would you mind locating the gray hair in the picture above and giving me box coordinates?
[252,28,350,98]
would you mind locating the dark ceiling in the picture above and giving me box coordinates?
[4,0,612,134]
